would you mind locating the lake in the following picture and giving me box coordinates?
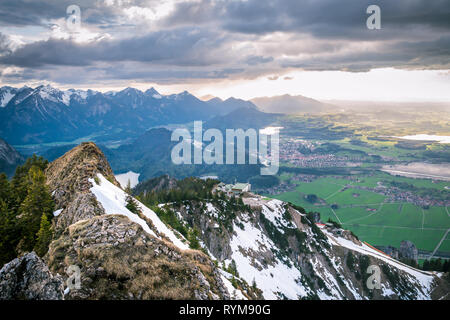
[394,134,450,144]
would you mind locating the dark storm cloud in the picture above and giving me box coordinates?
[0,33,12,55]
[165,0,450,38]
[0,28,229,68]
[0,0,139,27]
[280,35,450,72]
[0,0,449,84]
[245,55,274,66]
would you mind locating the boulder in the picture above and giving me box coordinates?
[0,252,64,300]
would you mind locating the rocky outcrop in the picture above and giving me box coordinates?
[46,215,229,300]
[399,241,419,262]
[0,137,23,176]
[0,252,64,300]
[380,246,400,260]
[161,196,447,300]
[165,200,234,261]
[41,142,230,300]
[45,142,118,234]
[133,174,179,195]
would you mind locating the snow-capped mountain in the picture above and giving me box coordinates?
[0,85,258,144]
[0,86,18,108]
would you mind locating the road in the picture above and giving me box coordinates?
[429,228,450,259]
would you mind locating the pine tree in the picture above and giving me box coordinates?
[0,173,11,205]
[125,179,132,194]
[187,228,201,250]
[17,166,54,253]
[0,199,19,265]
[34,213,53,257]
[125,194,141,215]
[10,155,48,210]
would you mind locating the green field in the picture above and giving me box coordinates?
[295,179,344,199]
[346,225,446,252]
[266,173,450,254]
[439,232,450,252]
[327,188,386,205]
[273,111,450,255]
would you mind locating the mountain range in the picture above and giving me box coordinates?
[251,94,333,114]
[0,85,258,145]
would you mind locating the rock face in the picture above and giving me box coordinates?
[42,142,230,300]
[45,142,119,234]
[399,241,419,262]
[0,137,23,176]
[47,215,229,300]
[133,174,178,195]
[0,252,64,300]
[160,197,448,300]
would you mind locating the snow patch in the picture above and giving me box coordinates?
[205,202,218,218]
[229,215,308,299]
[0,89,15,107]
[89,174,188,250]
[323,229,434,298]
[219,269,247,300]
[261,199,295,231]
[89,174,157,238]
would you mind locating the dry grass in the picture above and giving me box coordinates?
[47,215,225,300]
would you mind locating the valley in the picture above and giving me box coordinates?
[0,85,449,300]
[253,110,450,265]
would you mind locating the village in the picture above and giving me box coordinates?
[279,140,363,168]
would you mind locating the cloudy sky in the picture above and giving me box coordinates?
[0,0,449,101]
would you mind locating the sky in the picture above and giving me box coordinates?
[0,0,449,101]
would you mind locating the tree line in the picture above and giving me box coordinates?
[0,155,54,267]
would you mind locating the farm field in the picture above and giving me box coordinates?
[266,173,450,254]
[439,231,450,252]
[346,225,446,252]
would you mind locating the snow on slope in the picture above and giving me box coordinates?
[136,194,189,250]
[0,89,15,107]
[219,269,247,300]
[261,199,296,232]
[89,174,188,250]
[115,171,140,189]
[227,212,308,300]
[322,228,435,298]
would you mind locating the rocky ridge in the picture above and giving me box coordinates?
[1,142,449,300]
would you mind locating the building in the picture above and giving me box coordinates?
[217,182,251,195]
[231,183,251,194]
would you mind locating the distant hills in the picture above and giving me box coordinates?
[0,84,363,147]
[0,138,23,176]
[0,85,258,145]
[251,94,333,114]
[205,106,278,131]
